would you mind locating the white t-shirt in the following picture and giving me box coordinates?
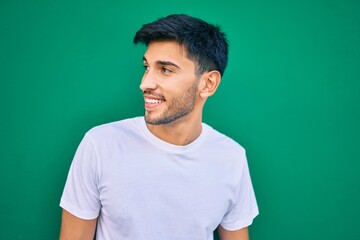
[60,117,258,239]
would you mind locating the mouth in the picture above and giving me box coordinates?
[143,94,165,109]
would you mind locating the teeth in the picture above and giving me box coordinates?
[145,98,163,104]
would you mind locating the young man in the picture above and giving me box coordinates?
[59,14,258,240]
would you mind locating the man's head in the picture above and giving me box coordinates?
[134,14,228,126]
[133,14,228,77]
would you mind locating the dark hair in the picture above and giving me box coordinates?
[133,14,228,76]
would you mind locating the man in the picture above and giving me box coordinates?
[59,14,258,240]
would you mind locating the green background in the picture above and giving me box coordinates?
[1,0,359,239]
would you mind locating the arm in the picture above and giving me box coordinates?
[218,225,249,240]
[59,209,97,240]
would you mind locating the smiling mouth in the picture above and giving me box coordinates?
[143,90,166,109]
[144,98,165,104]
[143,95,166,110]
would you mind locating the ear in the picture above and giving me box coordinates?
[199,70,221,98]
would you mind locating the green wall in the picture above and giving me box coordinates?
[1,0,359,239]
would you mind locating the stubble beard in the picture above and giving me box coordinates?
[145,78,199,125]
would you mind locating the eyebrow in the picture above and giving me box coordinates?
[143,56,180,69]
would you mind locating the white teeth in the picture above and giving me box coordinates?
[145,98,163,104]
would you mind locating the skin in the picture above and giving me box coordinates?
[59,210,97,240]
[140,41,220,145]
[59,41,250,240]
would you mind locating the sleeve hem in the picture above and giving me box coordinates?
[60,198,99,220]
[220,210,259,231]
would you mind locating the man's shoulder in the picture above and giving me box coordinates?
[86,116,143,140]
[203,123,245,154]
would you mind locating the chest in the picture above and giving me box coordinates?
[97,148,236,232]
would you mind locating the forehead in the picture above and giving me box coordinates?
[144,41,195,67]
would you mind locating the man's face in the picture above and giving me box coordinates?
[140,41,200,125]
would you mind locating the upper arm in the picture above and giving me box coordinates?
[59,209,97,240]
[218,225,249,240]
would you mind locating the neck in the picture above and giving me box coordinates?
[146,114,202,146]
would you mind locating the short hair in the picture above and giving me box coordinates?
[133,14,228,76]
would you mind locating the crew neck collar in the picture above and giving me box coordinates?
[136,117,207,153]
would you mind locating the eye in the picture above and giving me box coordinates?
[161,66,172,74]
[143,65,150,72]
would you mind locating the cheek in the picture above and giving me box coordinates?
[163,82,187,97]
[160,72,198,95]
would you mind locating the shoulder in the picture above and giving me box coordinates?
[85,116,143,142]
[202,123,246,156]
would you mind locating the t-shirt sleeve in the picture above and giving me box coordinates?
[220,156,259,230]
[60,132,101,220]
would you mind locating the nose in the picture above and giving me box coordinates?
[139,70,157,92]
